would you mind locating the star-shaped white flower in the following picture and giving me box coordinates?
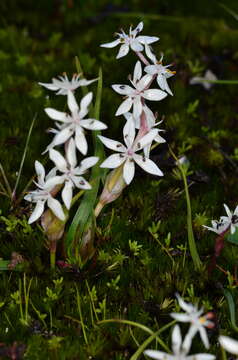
[98,119,163,185]
[49,138,98,209]
[38,73,98,95]
[220,204,238,235]
[24,161,65,224]
[44,90,107,154]
[100,21,159,59]
[170,294,214,350]
[189,70,217,90]
[144,44,175,96]
[112,61,167,117]
[219,335,238,356]
[203,204,238,235]
[144,325,215,360]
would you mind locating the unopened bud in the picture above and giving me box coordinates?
[41,208,68,242]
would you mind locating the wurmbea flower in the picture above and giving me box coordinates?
[144,325,215,360]
[49,138,98,209]
[45,91,107,154]
[219,335,238,356]
[189,70,217,91]
[24,161,65,224]
[98,119,163,185]
[100,22,159,59]
[112,61,167,117]
[203,204,238,235]
[144,44,175,96]
[171,294,214,349]
[39,73,98,95]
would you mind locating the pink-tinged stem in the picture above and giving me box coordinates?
[136,51,150,66]
[208,227,230,274]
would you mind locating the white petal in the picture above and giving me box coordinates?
[73,176,91,189]
[187,355,215,360]
[112,84,134,96]
[155,134,166,143]
[199,327,210,349]
[123,159,135,185]
[35,160,45,186]
[133,154,163,176]
[130,39,143,52]
[176,294,195,313]
[143,89,167,101]
[75,126,88,155]
[132,97,143,118]
[66,138,77,168]
[62,181,73,209]
[78,156,99,173]
[172,325,182,355]
[133,22,143,34]
[136,74,153,91]
[100,39,121,48]
[223,204,232,218]
[49,149,67,172]
[137,35,159,44]
[38,82,59,91]
[98,135,126,152]
[44,176,64,190]
[47,197,65,221]
[44,108,68,122]
[133,61,142,83]
[116,44,130,59]
[100,154,125,169]
[80,119,107,130]
[144,350,172,360]
[144,65,158,75]
[53,126,74,146]
[135,129,158,150]
[80,92,93,113]
[170,313,191,322]
[123,118,135,148]
[115,98,133,116]
[67,90,79,113]
[219,335,238,355]
[45,167,57,181]
[234,205,238,216]
[144,43,157,63]
[28,201,45,224]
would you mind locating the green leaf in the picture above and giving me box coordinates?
[65,67,105,259]
[226,228,238,245]
[223,289,238,332]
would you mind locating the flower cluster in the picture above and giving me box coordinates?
[145,295,215,360]
[203,203,238,235]
[99,22,175,185]
[25,74,106,223]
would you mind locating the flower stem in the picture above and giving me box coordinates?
[50,240,56,270]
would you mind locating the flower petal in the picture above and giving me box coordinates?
[136,74,153,91]
[132,96,143,118]
[44,108,69,122]
[135,129,158,150]
[100,39,121,48]
[80,119,107,130]
[137,35,159,44]
[123,159,135,185]
[49,148,67,172]
[123,118,135,148]
[199,326,210,349]
[133,154,163,176]
[115,98,133,116]
[28,201,45,224]
[75,126,88,155]
[73,176,91,189]
[44,176,64,190]
[35,160,45,186]
[62,181,73,209]
[172,325,182,355]
[53,126,74,146]
[47,197,65,221]
[170,313,191,322]
[112,84,134,96]
[223,204,232,219]
[144,65,158,75]
[143,89,167,101]
[77,156,99,173]
[219,335,238,355]
[133,61,142,83]
[116,44,130,59]
[144,350,172,360]
[80,92,93,113]
[100,154,125,169]
[67,90,79,113]
[130,39,144,52]
[38,82,59,91]
[66,138,77,168]
[98,135,126,152]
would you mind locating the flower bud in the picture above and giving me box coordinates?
[41,208,68,242]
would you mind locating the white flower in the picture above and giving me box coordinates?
[219,335,238,356]
[100,21,159,59]
[39,73,98,95]
[144,44,175,96]
[220,204,238,235]
[24,161,65,224]
[203,204,238,235]
[112,61,167,117]
[144,325,215,360]
[44,90,107,154]
[189,70,217,90]
[98,119,163,185]
[49,138,98,209]
[170,294,214,349]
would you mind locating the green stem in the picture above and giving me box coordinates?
[75,285,88,344]
[50,241,56,270]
